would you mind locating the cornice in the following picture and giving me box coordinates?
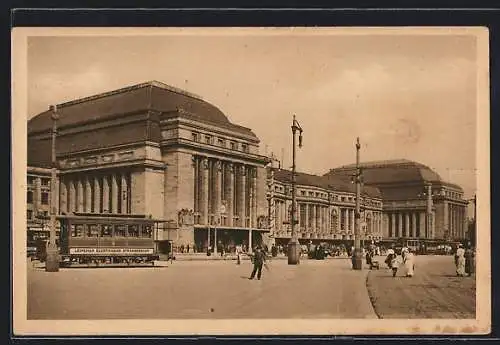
[161,138,270,165]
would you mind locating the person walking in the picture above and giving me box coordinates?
[465,243,475,276]
[249,246,266,280]
[390,253,400,277]
[403,248,415,277]
[236,244,242,265]
[455,243,466,277]
[385,247,395,269]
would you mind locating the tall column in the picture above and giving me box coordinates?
[397,213,403,238]
[111,174,119,213]
[84,177,92,213]
[68,179,76,213]
[93,177,101,213]
[34,177,41,218]
[391,213,396,238]
[202,158,209,225]
[326,207,331,234]
[102,176,110,213]
[77,179,84,212]
[283,200,287,227]
[226,163,234,227]
[337,208,342,231]
[404,213,409,238]
[418,212,425,238]
[322,206,326,234]
[344,208,349,232]
[411,213,417,238]
[251,168,258,228]
[443,200,449,239]
[121,173,128,214]
[59,178,67,214]
[305,203,309,232]
[215,160,222,217]
[312,204,317,233]
[238,164,246,226]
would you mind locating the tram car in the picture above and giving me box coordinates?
[58,213,164,267]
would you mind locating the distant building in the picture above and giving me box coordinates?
[325,159,469,242]
[27,81,471,253]
[28,81,270,253]
[26,166,52,231]
[267,167,384,247]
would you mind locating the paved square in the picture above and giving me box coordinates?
[28,258,375,319]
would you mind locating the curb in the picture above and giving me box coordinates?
[365,270,383,319]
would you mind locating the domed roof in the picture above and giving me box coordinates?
[28,81,257,138]
[325,159,443,185]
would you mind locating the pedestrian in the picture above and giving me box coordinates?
[248,246,266,280]
[236,244,242,265]
[403,248,415,277]
[385,247,395,269]
[465,243,474,276]
[455,244,466,276]
[365,249,373,267]
[390,253,400,277]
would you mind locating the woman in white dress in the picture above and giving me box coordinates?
[455,244,466,277]
[404,248,415,277]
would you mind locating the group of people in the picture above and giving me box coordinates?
[384,246,415,277]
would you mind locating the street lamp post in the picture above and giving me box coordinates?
[288,115,303,265]
[45,105,60,272]
[352,137,363,270]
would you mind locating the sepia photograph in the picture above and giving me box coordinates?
[12,27,490,335]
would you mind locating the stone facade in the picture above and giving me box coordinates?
[326,159,470,242]
[27,81,270,253]
[26,166,52,233]
[267,168,384,246]
[27,82,472,252]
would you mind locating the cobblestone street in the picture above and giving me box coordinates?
[366,255,476,319]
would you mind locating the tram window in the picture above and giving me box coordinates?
[141,225,152,238]
[115,225,127,237]
[71,224,84,237]
[87,224,100,237]
[101,225,113,237]
[128,225,139,237]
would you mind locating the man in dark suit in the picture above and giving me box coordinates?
[249,246,266,280]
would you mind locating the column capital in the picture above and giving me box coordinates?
[202,157,210,170]
[239,164,247,176]
[215,160,223,171]
[250,167,257,178]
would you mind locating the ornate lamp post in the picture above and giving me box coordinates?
[352,137,363,270]
[45,105,60,272]
[418,183,435,240]
[288,115,303,265]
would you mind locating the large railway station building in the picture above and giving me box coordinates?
[27,81,471,252]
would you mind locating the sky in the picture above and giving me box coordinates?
[26,29,480,213]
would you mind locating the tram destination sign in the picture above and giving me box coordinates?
[69,247,154,255]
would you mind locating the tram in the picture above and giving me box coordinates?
[54,213,165,267]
